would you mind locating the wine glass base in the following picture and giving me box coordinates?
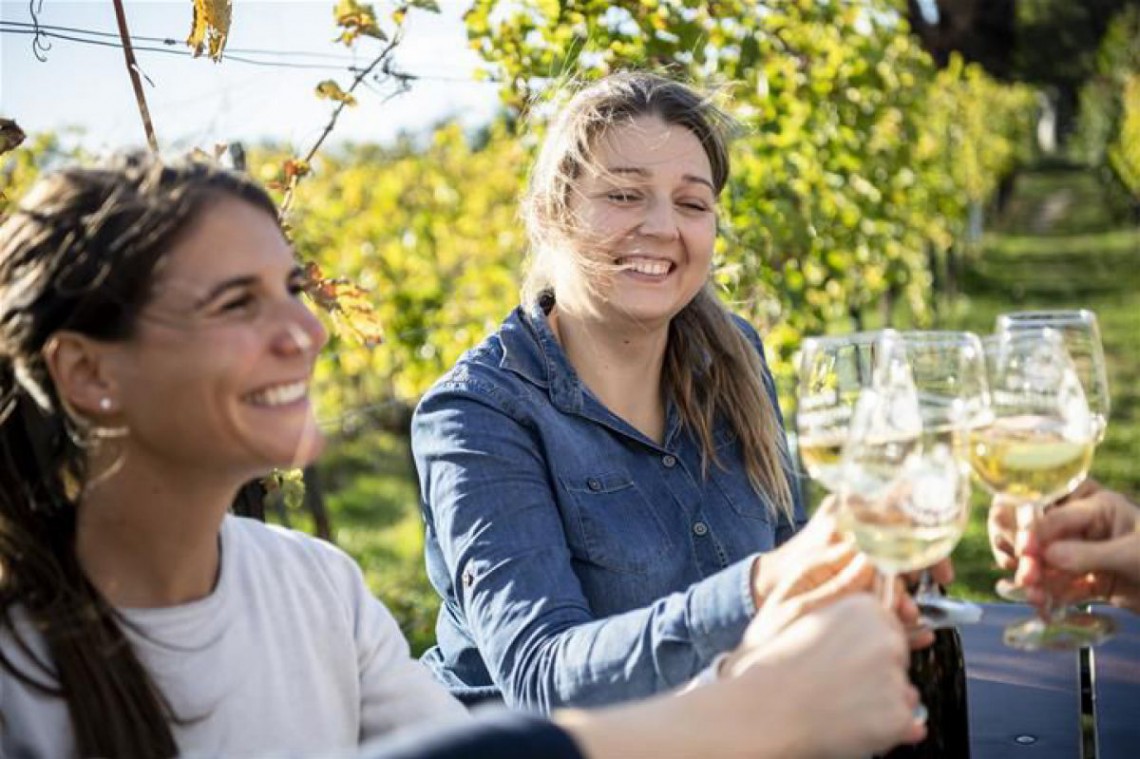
[995,578,1029,603]
[1003,611,1118,651]
[917,595,984,629]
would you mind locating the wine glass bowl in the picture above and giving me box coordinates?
[796,331,893,494]
[996,310,1110,443]
[897,330,992,628]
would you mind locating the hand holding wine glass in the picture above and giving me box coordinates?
[990,309,1112,604]
[971,328,1113,649]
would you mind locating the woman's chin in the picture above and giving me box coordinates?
[241,423,326,473]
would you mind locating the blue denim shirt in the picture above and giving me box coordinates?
[411,301,806,713]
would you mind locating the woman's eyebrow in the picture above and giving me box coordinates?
[604,166,714,190]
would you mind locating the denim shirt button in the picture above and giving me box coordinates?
[587,477,602,491]
[692,521,709,536]
[662,454,677,468]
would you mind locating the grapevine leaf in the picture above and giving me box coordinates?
[315,80,358,106]
[302,262,384,347]
[334,0,387,45]
[186,0,231,61]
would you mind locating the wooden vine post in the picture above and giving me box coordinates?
[111,0,159,152]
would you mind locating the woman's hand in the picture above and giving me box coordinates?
[1020,480,1140,613]
[561,592,923,759]
[750,504,934,648]
[727,594,925,758]
[987,494,1022,572]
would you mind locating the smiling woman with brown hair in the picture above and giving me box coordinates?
[410,72,853,712]
[0,155,465,758]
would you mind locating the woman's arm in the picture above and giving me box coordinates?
[357,581,922,759]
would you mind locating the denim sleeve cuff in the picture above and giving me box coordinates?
[685,553,758,662]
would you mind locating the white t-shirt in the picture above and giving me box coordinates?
[0,516,468,757]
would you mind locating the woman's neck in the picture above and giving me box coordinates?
[550,305,669,443]
[76,452,239,609]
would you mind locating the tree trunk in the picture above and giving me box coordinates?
[303,464,333,542]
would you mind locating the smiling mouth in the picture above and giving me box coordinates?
[244,380,309,408]
[616,256,674,276]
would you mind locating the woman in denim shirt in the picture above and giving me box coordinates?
[412,72,814,713]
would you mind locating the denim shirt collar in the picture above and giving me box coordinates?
[499,297,586,414]
[498,294,682,449]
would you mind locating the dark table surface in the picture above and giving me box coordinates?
[961,603,1140,758]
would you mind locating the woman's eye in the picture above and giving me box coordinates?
[219,294,256,313]
[678,199,711,212]
[607,190,641,203]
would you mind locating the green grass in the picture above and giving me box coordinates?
[312,163,1140,643]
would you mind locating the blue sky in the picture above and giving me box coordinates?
[0,0,501,152]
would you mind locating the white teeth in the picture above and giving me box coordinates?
[247,381,307,407]
[620,257,671,276]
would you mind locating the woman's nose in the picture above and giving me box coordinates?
[637,198,680,239]
[274,299,328,356]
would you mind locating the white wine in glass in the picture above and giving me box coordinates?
[796,331,892,494]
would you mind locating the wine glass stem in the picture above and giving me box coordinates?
[917,569,936,595]
[877,569,898,611]
[1016,499,1063,619]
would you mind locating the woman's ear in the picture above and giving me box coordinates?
[42,332,121,417]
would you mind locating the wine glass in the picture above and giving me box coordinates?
[900,331,992,628]
[969,328,1114,649]
[992,310,1111,602]
[796,330,894,496]
[837,334,959,601]
[836,332,965,723]
[996,310,1110,442]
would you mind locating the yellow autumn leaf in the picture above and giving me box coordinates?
[186,0,231,61]
[302,262,384,347]
[315,80,358,107]
[284,159,311,180]
[334,0,387,46]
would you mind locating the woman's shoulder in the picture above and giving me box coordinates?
[222,516,363,598]
[725,311,765,347]
[418,306,543,411]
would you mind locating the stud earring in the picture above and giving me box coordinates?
[99,398,112,412]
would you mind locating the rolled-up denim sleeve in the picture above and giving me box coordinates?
[413,383,757,713]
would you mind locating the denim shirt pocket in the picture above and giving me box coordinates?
[559,470,675,575]
[713,428,777,525]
